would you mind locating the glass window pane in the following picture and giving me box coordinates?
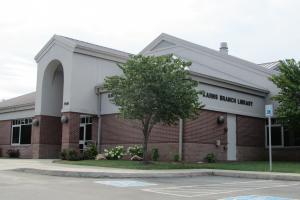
[79,126,84,140]
[86,124,92,140]
[79,144,84,151]
[266,126,282,146]
[284,127,300,146]
[20,125,31,144]
[12,127,20,144]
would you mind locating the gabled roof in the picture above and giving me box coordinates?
[141,33,276,76]
[258,61,280,71]
[0,92,35,113]
[35,35,131,63]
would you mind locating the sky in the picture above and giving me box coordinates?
[0,0,300,100]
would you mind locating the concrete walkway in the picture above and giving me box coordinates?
[1,159,300,181]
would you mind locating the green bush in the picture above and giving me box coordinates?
[173,154,180,162]
[60,149,68,160]
[127,145,143,157]
[205,153,216,163]
[104,146,125,160]
[60,149,81,161]
[83,144,98,160]
[7,149,20,158]
[151,148,159,161]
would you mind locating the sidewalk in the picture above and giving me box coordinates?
[1,159,300,181]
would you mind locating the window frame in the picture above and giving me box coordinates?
[11,118,32,145]
[11,124,21,145]
[79,115,93,151]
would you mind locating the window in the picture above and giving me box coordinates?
[265,118,300,148]
[265,125,284,147]
[11,118,32,145]
[79,115,93,151]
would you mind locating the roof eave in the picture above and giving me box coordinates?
[189,71,270,97]
[0,103,35,114]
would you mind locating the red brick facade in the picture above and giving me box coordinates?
[61,112,80,151]
[236,115,266,161]
[2,110,300,161]
[183,110,227,162]
[32,115,62,158]
[100,110,227,162]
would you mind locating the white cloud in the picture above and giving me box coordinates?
[0,0,300,99]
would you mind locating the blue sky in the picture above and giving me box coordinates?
[0,0,300,100]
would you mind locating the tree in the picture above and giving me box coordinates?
[104,54,203,162]
[270,59,300,131]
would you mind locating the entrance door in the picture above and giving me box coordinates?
[227,114,237,161]
[79,124,85,152]
[79,116,93,152]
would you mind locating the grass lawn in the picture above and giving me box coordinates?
[56,160,300,173]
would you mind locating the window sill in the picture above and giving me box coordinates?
[10,144,31,147]
[265,146,300,150]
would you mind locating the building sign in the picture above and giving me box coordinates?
[198,83,266,118]
[201,91,253,107]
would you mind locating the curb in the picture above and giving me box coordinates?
[11,168,300,181]
[212,171,300,181]
[12,168,213,178]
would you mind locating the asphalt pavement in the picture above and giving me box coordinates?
[0,170,299,200]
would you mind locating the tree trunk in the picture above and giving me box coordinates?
[142,116,154,164]
[143,133,149,163]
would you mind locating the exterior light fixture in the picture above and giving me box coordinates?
[217,115,225,124]
[61,115,68,124]
[32,119,39,127]
[215,139,221,147]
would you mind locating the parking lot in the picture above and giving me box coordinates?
[0,171,299,200]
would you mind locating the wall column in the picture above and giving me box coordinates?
[31,115,62,158]
[61,112,80,151]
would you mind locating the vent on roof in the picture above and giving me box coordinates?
[219,42,228,55]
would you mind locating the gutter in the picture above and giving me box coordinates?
[95,85,106,153]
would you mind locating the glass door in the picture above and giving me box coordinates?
[79,124,85,152]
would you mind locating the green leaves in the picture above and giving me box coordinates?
[104,54,202,127]
[270,59,300,130]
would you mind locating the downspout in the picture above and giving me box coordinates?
[179,118,183,161]
[96,88,102,153]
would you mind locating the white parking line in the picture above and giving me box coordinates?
[142,180,300,198]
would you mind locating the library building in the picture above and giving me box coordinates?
[0,33,299,161]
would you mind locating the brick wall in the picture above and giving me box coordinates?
[183,110,227,161]
[236,115,266,161]
[101,114,179,144]
[61,112,80,150]
[100,110,226,162]
[236,115,265,147]
[32,115,62,158]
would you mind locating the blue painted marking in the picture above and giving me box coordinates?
[94,180,157,187]
[222,195,293,200]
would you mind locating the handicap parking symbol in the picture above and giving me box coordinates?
[222,195,293,200]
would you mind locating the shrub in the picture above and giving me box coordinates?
[7,149,20,158]
[173,154,180,162]
[60,149,81,161]
[127,145,143,157]
[104,146,125,160]
[151,148,159,161]
[205,153,216,163]
[83,144,98,160]
[60,149,68,160]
